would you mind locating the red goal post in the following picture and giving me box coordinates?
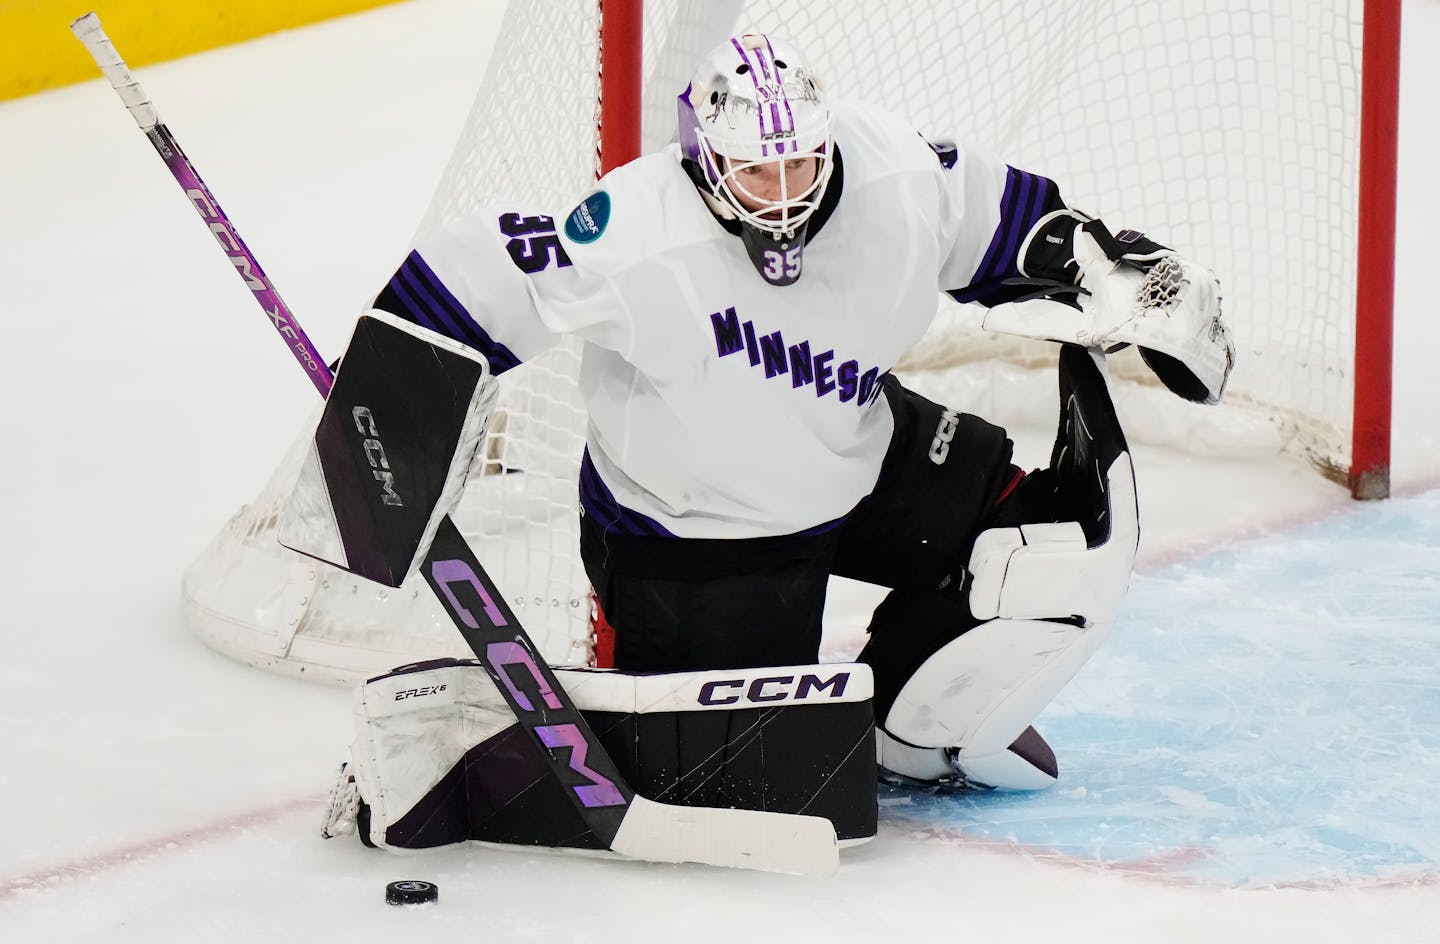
[1352,0,1400,501]
[182,0,1400,685]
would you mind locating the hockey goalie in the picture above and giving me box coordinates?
[297,32,1232,863]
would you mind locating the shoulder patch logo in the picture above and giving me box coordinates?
[564,191,611,244]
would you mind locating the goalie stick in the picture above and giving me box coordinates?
[71,12,838,876]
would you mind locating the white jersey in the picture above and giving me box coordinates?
[380,100,1056,540]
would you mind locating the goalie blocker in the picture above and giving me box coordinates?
[279,311,498,586]
[323,659,879,851]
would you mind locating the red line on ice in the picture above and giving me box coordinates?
[887,817,1440,890]
[0,793,324,902]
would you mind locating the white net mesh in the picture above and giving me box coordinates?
[185,0,1367,683]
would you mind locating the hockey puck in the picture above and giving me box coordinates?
[385,880,438,906]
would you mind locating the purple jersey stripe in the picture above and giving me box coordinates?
[990,168,1040,280]
[394,253,484,348]
[579,449,847,541]
[390,251,522,374]
[949,167,1056,304]
[386,269,464,343]
[578,449,675,538]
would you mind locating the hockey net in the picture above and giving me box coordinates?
[183,0,1392,684]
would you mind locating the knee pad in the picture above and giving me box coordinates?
[968,451,1138,625]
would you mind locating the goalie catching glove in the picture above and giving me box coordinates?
[985,209,1235,405]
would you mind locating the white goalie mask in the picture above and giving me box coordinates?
[678,33,834,251]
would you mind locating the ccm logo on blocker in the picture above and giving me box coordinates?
[352,406,404,507]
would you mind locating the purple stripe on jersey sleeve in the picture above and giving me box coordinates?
[982,167,1041,281]
[578,448,675,538]
[948,167,1055,305]
[385,251,522,374]
[386,266,463,340]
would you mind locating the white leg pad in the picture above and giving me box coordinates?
[874,350,1139,790]
[879,616,1113,789]
[887,616,1113,756]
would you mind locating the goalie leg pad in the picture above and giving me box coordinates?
[865,346,1136,791]
[875,615,1114,790]
[342,658,878,852]
[279,311,498,587]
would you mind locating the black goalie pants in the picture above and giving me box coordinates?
[580,377,1050,719]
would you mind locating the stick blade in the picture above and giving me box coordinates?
[609,795,839,876]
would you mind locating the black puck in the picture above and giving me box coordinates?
[385,880,438,905]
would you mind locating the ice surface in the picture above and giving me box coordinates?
[883,489,1440,888]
